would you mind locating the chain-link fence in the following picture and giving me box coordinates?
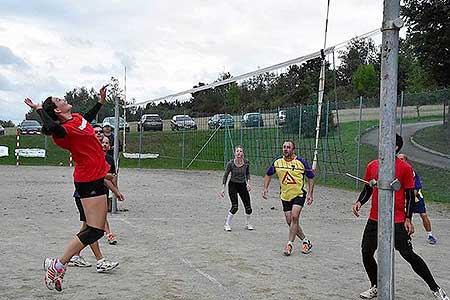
[1,89,448,178]
[120,89,448,177]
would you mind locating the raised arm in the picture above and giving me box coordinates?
[24,98,66,138]
[83,84,108,123]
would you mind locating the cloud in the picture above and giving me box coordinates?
[0,46,29,69]
[0,0,384,123]
[115,51,137,72]
[64,37,93,48]
[80,64,111,74]
[0,74,15,91]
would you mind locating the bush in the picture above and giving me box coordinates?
[283,104,335,138]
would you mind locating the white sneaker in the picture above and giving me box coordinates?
[43,258,66,292]
[96,258,119,273]
[283,241,293,256]
[433,288,450,300]
[246,223,254,230]
[68,255,92,267]
[360,286,377,299]
[224,224,232,231]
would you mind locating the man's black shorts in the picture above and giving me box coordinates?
[281,195,306,212]
[74,177,108,199]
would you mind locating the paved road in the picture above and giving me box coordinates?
[361,121,450,170]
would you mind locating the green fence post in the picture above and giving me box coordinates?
[298,104,303,141]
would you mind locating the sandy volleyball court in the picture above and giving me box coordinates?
[0,165,449,300]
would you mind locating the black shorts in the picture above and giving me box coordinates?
[362,219,412,251]
[74,197,86,222]
[281,195,306,212]
[74,177,108,199]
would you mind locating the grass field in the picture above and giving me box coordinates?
[413,124,450,155]
[1,115,448,202]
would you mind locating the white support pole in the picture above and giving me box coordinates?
[312,61,326,172]
[15,130,20,166]
[312,0,330,172]
[112,95,120,214]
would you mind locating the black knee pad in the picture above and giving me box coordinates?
[245,207,252,215]
[77,225,104,246]
[230,205,238,215]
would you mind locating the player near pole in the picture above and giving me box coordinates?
[219,145,253,231]
[397,153,438,244]
[262,139,315,256]
[352,134,448,299]
[69,135,125,270]
[24,84,112,292]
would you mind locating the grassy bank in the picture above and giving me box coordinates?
[413,124,450,155]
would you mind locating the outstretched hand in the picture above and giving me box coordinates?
[24,98,42,110]
[99,84,109,103]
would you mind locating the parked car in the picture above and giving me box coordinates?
[18,120,42,134]
[241,113,264,127]
[208,114,235,129]
[102,117,130,132]
[170,115,197,131]
[276,110,286,126]
[0,125,4,135]
[138,114,163,131]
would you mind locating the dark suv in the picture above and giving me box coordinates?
[138,114,163,131]
[170,115,197,131]
[18,120,42,134]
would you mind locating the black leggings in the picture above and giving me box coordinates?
[228,181,252,215]
[361,219,438,291]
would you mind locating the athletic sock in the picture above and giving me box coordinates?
[55,259,65,272]
[427,231,433,237]
[245,214,251,225]
[226,212,233,225]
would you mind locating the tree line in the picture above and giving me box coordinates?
[12,0,447,125]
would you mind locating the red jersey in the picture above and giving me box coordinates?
[364,158,415,223]
[52,113,110,182]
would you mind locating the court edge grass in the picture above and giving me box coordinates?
[0,116,448,203]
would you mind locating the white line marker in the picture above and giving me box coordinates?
[181,258,223,287]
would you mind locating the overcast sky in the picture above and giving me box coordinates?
[0,0,384,124]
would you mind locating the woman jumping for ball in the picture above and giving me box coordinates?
[25,84,113,292]
[219,145,254,231]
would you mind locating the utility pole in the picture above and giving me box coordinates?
[378,0,402,299]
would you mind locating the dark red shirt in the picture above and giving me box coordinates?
[52,113,109,182]
[364,158,415,223]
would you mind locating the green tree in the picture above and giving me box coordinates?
[352,64,378,97]
[338,37,380,88]
[225,83,240,111]
[0,120,15,127]
[402,0,450,86]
